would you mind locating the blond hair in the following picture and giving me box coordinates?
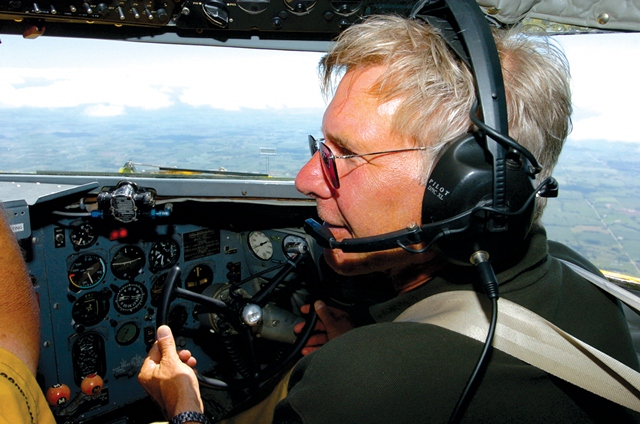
[320,15,571,222]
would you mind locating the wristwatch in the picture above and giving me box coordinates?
[170,411,211,424]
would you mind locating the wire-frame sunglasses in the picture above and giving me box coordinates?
[308,135,428,189]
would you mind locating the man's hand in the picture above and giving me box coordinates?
[138,325,204,418]
[294,300,355,355]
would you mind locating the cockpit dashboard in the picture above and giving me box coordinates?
[1,175,320,423]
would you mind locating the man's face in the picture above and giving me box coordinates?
[295,65,430,277]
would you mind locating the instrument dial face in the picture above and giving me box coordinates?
[248,231,274,261]
[116,322,140,346]
[71,332,107,387]
[70,222,97,249]
[282,234,309,259]
[114,281,148,315]
[185,264,214,294]
[148,239,180,272]
[111,245,145,280]
[150,273,167,307]
[69,253,106,290]
[72,291,110,327]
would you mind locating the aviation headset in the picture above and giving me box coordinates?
[305,0,559,267]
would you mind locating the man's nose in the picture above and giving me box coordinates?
[295,153,332,199]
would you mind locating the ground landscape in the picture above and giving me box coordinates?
[1,107,639,276]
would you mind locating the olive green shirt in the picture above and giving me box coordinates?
[274,225,640,423]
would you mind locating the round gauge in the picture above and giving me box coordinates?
[114,281,148,315]
[283,0,316,14]
[237,0,269,14]
[329,0,361,15]
[282,234,309,259]
[111,245,145,280]
[248,231,274,261]
[70,222,97,249]
[185,264,214,294]
[116,322,140,346]
[167,305,188,332]
[72,291,110,327]
[69,254,106,290]
[150,272,182,307]
[148,239,180,272]
[151,273,167,307]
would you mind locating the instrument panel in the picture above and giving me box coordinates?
[17,183,318,423]
[0,0,415,45]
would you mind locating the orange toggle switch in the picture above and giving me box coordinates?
[80,373,104,396]
[46,383,71,406]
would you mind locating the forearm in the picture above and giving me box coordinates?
[0,206,40,375]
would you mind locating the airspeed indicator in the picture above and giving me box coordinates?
[69,253,106,290]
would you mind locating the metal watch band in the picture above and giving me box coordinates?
[170,411,211,424]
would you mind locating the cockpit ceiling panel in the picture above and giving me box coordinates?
[1,0,638,50]
[479,0,640,32]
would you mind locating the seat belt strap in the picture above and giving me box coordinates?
[558,259,640,313]
[395,290,640,412]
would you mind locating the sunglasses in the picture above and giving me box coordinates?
[308,135,428,189]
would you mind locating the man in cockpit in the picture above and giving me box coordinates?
[138,14,640,424]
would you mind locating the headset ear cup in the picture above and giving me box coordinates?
[421,133,536,266]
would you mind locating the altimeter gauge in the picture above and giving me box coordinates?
[248,231,274,260]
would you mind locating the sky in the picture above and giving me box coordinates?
[1,30,640,142]
[0,34,327,114]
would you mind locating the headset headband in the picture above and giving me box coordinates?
[411,0,510,213]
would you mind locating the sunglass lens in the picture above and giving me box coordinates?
[308,135,319,156]
[319,143,339,189]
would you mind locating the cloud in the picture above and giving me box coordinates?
[0,65,174,111]
[85,104,125,117]
[556,33,640,143]
[0,35,325,113]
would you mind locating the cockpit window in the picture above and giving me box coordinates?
[1,31,639,276]
[542,32,640,277]
[0,35,325,176]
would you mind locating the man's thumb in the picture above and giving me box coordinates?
[156,325,178,358]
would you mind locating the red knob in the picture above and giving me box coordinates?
[80,373,103,395]
[46,383,71,406]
